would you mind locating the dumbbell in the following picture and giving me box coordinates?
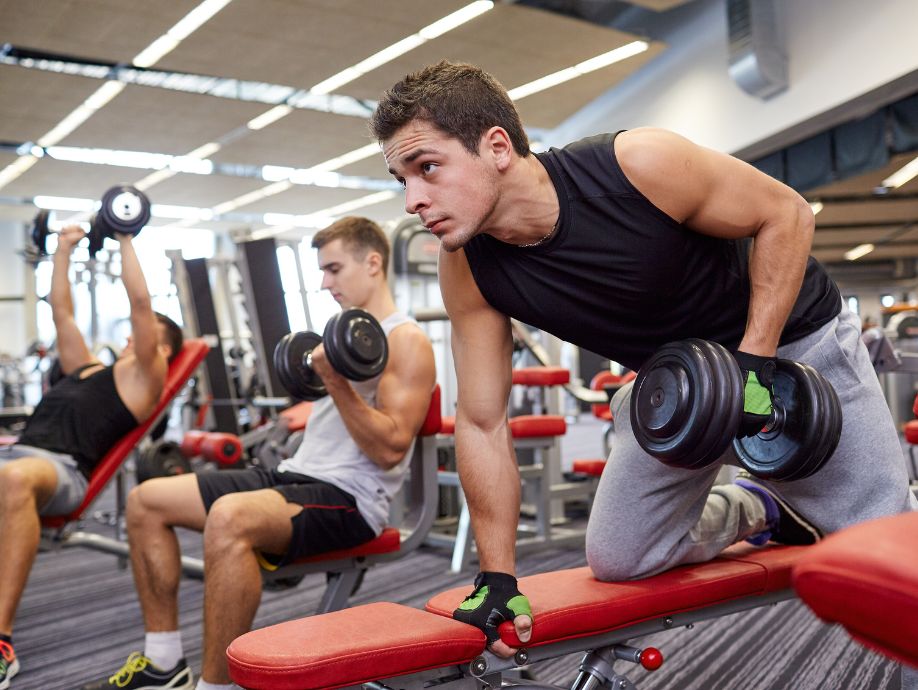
[274,309,388,401]
[31,185,151,258]
[630,339,842,481]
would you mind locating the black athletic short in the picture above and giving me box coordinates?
[196,466,376,568]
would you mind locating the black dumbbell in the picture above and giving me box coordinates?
[630,339,842,481]
[273,309,388,401]
[31,185,151,258]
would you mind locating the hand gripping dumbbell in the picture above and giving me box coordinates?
[630,339,842,481]
[273,308,388,401]
[31,185,152,258]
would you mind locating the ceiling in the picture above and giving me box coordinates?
[1,0,915,290]
[0,0,667,237]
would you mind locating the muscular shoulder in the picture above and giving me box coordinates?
[615,127,710,224]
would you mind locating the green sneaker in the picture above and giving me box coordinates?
[0,639,20,690]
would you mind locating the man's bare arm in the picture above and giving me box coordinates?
[50,225,96,374]
[318,324,437,469]
[616,127,815,356]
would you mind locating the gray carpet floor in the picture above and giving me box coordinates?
[10,417,904,690]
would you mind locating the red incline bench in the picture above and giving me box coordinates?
[794,511,918,668]
[40,339,210,551]
[227,543,804,690]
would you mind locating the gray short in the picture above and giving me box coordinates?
[0,444,89,515]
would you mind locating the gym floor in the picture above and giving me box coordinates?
[16,417,904,690]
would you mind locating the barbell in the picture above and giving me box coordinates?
[31,185,151,258]
[274,308,388,401]
[630,339,842,481]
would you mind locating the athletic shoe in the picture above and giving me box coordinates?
[735,475,822,546]
[79,652,194,690]
[0,640,19,690]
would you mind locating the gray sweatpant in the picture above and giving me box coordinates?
[586,304,917,581]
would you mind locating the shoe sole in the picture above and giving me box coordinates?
[0,657,20,690]
[739,474,822,543]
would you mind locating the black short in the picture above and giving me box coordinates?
[196,466,376,567]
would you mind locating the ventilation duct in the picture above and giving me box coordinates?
[727,0,788,100]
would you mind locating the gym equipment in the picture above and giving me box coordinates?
[135,440,193,483]
[274,309,388,401]
[631,339,841,481]
[30,185,151,258]
[227,543,803,690]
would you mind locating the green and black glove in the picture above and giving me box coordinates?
[452,572,532,647]
[733,351,777,438]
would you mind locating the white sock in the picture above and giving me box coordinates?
[196,680,237,690]
[144,630,184,671]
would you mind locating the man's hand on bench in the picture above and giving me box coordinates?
[452,572,532,657]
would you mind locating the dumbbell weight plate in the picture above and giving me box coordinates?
[87,213,105,258]
[786,363,842,481]
[136,441,192,483]
[631,339,740,469]
[274,331,326,401]
[323,308,388,382]
[688,339,746,469]
[98,185,151,236]
[732,360,835,481]
[31,209,51,256]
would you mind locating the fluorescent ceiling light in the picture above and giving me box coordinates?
[247,105,294,131]
[420,1,493,39]
[262,165,296,182]
[310,143,380,172]
[809,201,824,215]
[133,0,232,67]
[151,203,211,220]
[187,142,222,159]
[310,1,494,95]
[314,190,398,217]
[37,80,126,147]
[844,243,875,261]
[881,155,918,190]
[0,155,39,191]
[34,195,97,212]
[507,40,649,100]
[135,169,178,191]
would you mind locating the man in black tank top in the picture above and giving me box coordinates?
[0,224,182,687]
[371,61,916,664]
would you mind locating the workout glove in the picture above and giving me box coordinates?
[453,571,532,646]
[734,351,777,438]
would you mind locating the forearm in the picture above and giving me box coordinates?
[118,237,153,311]
[49,251,74,319]
[740,197,815,355]
[325,378,412,469]
[455,416,520,574]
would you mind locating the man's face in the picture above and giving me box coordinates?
[384,120,499,253]
[317,238,375,309]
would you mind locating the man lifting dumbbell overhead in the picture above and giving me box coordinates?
[0,195,181,690]
[81,217,436,690]
[372,61,917,662]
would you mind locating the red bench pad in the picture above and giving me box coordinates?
[512,366,570,386]
[508,414,566,438]
[226,602,485,690]
[286,527,400,566]
[793,512,918,667]
[905,419,918,445]
[427,545,803,648]
[439,414,566,438]
[280,401,314,433]
[572,458,606,476]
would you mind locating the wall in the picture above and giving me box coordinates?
[551,0,918,156]
[0,219,34,357]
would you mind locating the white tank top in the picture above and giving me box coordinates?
[277,311,420,535]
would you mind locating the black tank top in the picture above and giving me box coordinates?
[18,363,138,477]
[464,133,840,372]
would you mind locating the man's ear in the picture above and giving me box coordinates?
[366,250,383,276]
[481,126,513,171]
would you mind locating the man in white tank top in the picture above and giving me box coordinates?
[80,217,437,690]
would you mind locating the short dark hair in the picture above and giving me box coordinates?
[155,312,184,364]
[312,216,391,275]
[370,60,530,158]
